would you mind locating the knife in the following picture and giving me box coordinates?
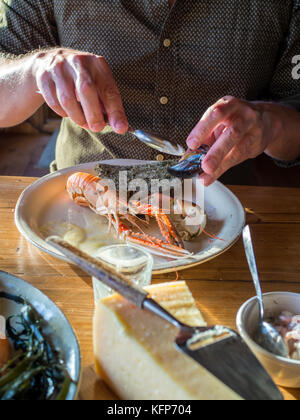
[103,113,185,156]
[36,92,185,157]
[46,236,284,401]
[128,128,186,157]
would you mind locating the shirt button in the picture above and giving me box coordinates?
[156,154,165,162]
[160,96,169,105]
[163,39,171,48]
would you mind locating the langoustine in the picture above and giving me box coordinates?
[66,172,205,258]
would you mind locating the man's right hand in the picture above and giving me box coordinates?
[34,48,128,133]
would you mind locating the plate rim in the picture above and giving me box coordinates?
[15,160,246,275]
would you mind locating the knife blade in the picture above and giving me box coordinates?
[175,325,284,400]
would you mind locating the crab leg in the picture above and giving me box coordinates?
[133,202,185,250]
[109,216,190,257]
[126,232,190,257]
[155,213,184,249]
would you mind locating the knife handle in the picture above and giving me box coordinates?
[46,236,148,309]
[47,237,198,335]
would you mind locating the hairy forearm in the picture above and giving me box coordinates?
[257,102,300,162]
[0,53,44,127]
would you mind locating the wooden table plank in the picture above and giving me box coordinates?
[0,177,36,208]
[0,176,300,400]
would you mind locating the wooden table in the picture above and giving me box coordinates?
[1,176,300,401]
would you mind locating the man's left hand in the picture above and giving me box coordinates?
[186,96,281,186]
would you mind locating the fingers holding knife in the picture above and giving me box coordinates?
[35,48,128,134]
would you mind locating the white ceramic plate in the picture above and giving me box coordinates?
[0,270,81,400]
[15,160,245,274]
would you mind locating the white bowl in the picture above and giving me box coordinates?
[236,292,300,388]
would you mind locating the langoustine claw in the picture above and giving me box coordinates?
[168,145,210,179]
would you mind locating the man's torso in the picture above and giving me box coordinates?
[0,0,297,168]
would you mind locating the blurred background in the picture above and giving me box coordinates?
[0,105,59,177]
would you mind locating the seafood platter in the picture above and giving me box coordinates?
[15,157,245,274]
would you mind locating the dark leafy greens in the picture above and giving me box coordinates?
[0,292,73,400]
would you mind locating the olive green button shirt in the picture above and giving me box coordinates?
[0,0,300,170]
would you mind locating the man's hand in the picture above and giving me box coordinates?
[34,48,128,133]
[186,96,300,186]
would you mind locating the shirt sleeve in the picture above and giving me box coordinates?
[269,1,300,111]
[0,0,58,57]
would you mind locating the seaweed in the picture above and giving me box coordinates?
[0,293,72,400]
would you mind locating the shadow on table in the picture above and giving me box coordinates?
[78,365,118,400]
[220,155,300,188]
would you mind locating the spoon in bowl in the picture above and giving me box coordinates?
[242,225,289,358]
